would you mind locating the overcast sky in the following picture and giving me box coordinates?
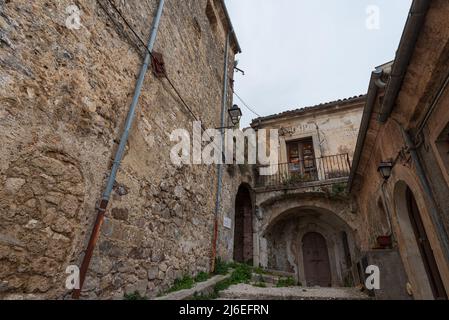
[225,0,412,127]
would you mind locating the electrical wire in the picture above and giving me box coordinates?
[232,89,261,118]
[104,0,263,127]
[99,0,226,153]
[103,0,204,127]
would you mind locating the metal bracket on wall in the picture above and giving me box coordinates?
[151,51,166,78]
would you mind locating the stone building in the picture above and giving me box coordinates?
[349,0,449,300]
[0,0,251,299]
[245,95,366,287]
[2,0,449,302]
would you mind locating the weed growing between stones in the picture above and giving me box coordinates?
[276,276,297,287]
[254,282,267,288]
[157,260,258,299]
[192,262,254,300]
[124,291,148,300]
[253,266,264,275]
[214,258,233,275]
[167,275,195,293]
[194,272,210,283]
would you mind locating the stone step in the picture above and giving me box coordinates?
[251,269,297,285]
[251,273,280,284]
[262,269,296,278]
[155,274,231,300]
[219,284,371,300]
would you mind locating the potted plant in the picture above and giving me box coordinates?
[377,235,392,248]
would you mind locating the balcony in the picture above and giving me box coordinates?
[255,154,352,190]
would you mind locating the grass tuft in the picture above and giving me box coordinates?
[124,291,148,300]
[167,275,195,293]
[214,258,232,275]
[194,272,210,283]
[276,276,296,288]
[254,282,267,288]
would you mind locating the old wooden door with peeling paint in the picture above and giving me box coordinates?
[302,232,332,287]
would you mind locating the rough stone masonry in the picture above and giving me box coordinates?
[0,0,250,299]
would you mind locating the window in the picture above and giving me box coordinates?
[286,138,317,181]
[287,138,316,170]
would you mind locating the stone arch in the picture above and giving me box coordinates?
[260,204,359,287]
[0,148,85,298]
[258,193,359,237]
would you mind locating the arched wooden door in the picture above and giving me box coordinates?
[406,188,447,299]
[302,232,332,287]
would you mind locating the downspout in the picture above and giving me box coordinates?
[348,68,385,191]
[378,0,430,123]
[72,0,165,299]
[211,31,230,271]
[401,127,449,262]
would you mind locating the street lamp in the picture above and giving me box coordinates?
[228,104,242,126]
[378,161,393,180]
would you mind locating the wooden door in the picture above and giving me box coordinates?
[407,188,447,299]
[303,232,332,287]
[233,205,244,263]
[287,138,317,180]
[234,186,253,263]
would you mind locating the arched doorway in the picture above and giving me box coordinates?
[261,205,357,287]
[405,187,447,299]
[234,185,253,263]
[302,232,332,287]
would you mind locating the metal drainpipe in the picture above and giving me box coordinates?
[211,31,230,272]
[72,0,165,299]
[348,68,385,191]
[401,127,449,262]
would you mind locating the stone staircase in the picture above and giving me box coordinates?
[218,284,371,300]
[250,269,296,286]
[251,273,281,286]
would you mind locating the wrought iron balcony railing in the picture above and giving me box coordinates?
[256,154,352,189]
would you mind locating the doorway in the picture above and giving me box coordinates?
[234,185,253,263]
[406,187,447,299]
[302,232,332,287]
[286,138,317,181]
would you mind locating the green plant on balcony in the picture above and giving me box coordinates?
[281,173,311,186]
[326,170,348,179]
[329,182,349,198]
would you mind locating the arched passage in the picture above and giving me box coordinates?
[262,206,358,287]
[234,185,253,263]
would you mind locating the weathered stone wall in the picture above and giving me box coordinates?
[352,0,449,299]
[252,97,365,164]
[0,0,245,299]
